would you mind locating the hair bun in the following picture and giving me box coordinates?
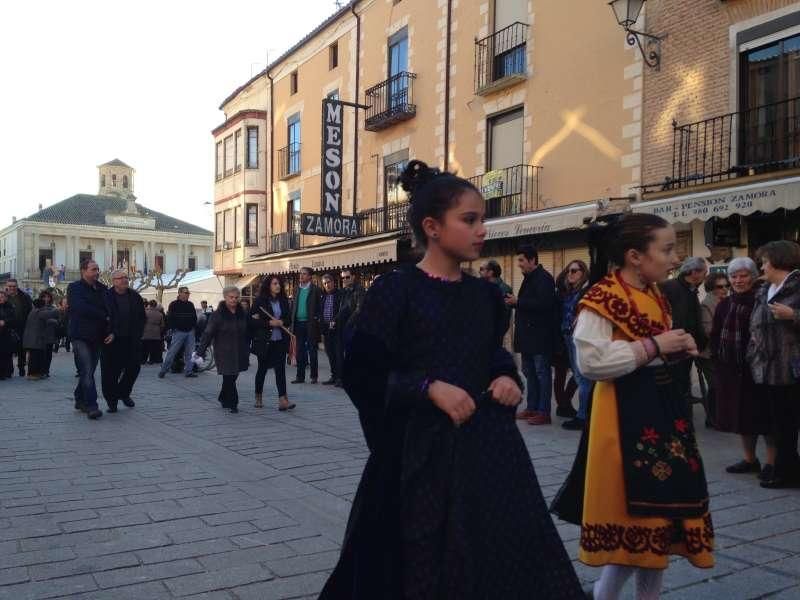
[400,160,441,198]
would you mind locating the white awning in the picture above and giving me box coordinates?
[234,274,259,289]
[484,201,598,241]
[242,237,398,275]
[632,176,800,223]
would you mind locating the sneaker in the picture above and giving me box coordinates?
[516,409,537,420]
[527,413,552,426]
[759,464,775,482]
[562,418,586,431]
[556,405,578,419]
[157,372,165,379]
[725,459,761,474]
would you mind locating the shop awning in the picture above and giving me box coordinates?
[234,274,259,289]
[484,201,598,241]
[632,175,800,224]
[242,236,398,275]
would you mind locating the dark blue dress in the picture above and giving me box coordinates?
[319,266,582,600]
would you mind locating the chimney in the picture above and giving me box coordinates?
[11,216,16,223]
[38,203,43,211]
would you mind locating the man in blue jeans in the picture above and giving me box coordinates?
[158,287,197,379]
[67,259,112,420]
[505,245,557,425]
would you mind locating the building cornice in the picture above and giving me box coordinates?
[211,110,268,137]
[3,220,213,242]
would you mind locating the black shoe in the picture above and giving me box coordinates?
[157,372,166,379]
[556,405,578,419]
[74,402,86,412]
[230,407,239,413]
[309,379,318,384]
[106,405,118,413]
[291,379,305,384]
[185,372,198,378]
[19,370,25,377]
[759,464,775,482]
[760,476,800,489]
[334,380,343,387]
[122,398,135,408]
[562,418,586,431]
[87,409,103,420]
[322,378,337,385]
[725,459,761,474]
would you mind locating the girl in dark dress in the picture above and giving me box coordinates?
[319,160,582,600]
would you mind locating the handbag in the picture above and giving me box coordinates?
[258,306,297,366]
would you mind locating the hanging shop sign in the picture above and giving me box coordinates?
[301,98,368,238]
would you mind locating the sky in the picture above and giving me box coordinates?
[0,0,344,232]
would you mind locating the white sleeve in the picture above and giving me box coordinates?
[574,309,645,381]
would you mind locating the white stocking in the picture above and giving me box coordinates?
[593,566,665,600]
[634,567,664,600]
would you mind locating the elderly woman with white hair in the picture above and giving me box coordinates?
[709,257,774,480]
[196,286,250,413]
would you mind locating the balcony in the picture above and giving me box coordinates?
[364,72,417,132]
[357,201,410,236]
[475,22,528,96]
[468,164,542,218]
[267,231,301,254]
[646,96,800,192]
[278,143,301,179]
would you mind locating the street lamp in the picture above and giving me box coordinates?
[608,0,664,71]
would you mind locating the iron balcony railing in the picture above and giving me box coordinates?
[468,164,542,218]
[475,22,528,94]
[657,96,800,191]
[364,72,417,132]
[278,142,301,179]
[267,215,302,253]
[357,201,410,236]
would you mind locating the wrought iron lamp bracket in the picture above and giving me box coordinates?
[625,28,664,70]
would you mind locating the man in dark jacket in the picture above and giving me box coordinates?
[159,287,198,379]
[4,278,32,377]
[101,270,146,412]
[320,274,342,386]
[661,257,708,404]
[338,268,366,351]
[505,245,557,425]
[67,259,111,420]
[291,267,322,384]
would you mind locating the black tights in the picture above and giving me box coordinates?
[255,339,288,396]
[219,374,239,408]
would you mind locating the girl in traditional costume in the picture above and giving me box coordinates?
[567,214,714,599]
[319,160,582,600]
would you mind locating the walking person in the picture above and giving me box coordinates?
[142,300,165,364]
[558,213,713,600]
[557,260,592,431]
[196,286,250,414]
[291,267,322,384]
[320,274,342,385]
[709,258,774,480]
[67,259,112,420]
[101,270,146,413]
[22,297,59,380]
[4,279,32,377]
[158,287,197,379]
[320,160,582,600]
[660,257,709,406]
[250,276,295,411]
[0,291,18,380]
[505,245,558,425]
[698,271,730,428]
[747,240,800,489]
[38,290,58,377]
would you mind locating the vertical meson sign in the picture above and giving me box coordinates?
[321,98,343,215]
[301,98,359,237]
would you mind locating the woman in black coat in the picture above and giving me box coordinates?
[196,286,250,413]
[0,290,19,379]
[250,275,295,411]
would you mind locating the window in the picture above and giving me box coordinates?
[223,135,234,176]
[234,206,241,247]
[234,130,242,171]
[215,141,223,180]
[384,149,409,206]
[101,174,106,188]
[388,28,409,109]
[215,212,224,249]
[290,71,298,95]
[224,209,234,248]
[122,175,128,189]
[246,204,258,245]
[154,255,165,272]
[288,191,301,246]
[247,127,258,168]
[112,174,117,187]
[326,89,340,101]
[329,42,339,70]
[287,114,301,174]
[488,108,524,171]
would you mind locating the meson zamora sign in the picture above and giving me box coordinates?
[301,98,360,237]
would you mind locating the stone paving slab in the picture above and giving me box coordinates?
[0,352,798,598]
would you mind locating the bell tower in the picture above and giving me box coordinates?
[98,159,135,199]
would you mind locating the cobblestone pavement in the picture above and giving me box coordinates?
[0,351,799,599]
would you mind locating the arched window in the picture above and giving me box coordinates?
[112,174,117,187]
[123,175,128,188]
[101,175,106,187]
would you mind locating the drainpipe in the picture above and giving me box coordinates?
[443,0,453,171]
[267,70,275,234]
[351,2,361,214]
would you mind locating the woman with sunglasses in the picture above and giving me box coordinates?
[696,272,730,428]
